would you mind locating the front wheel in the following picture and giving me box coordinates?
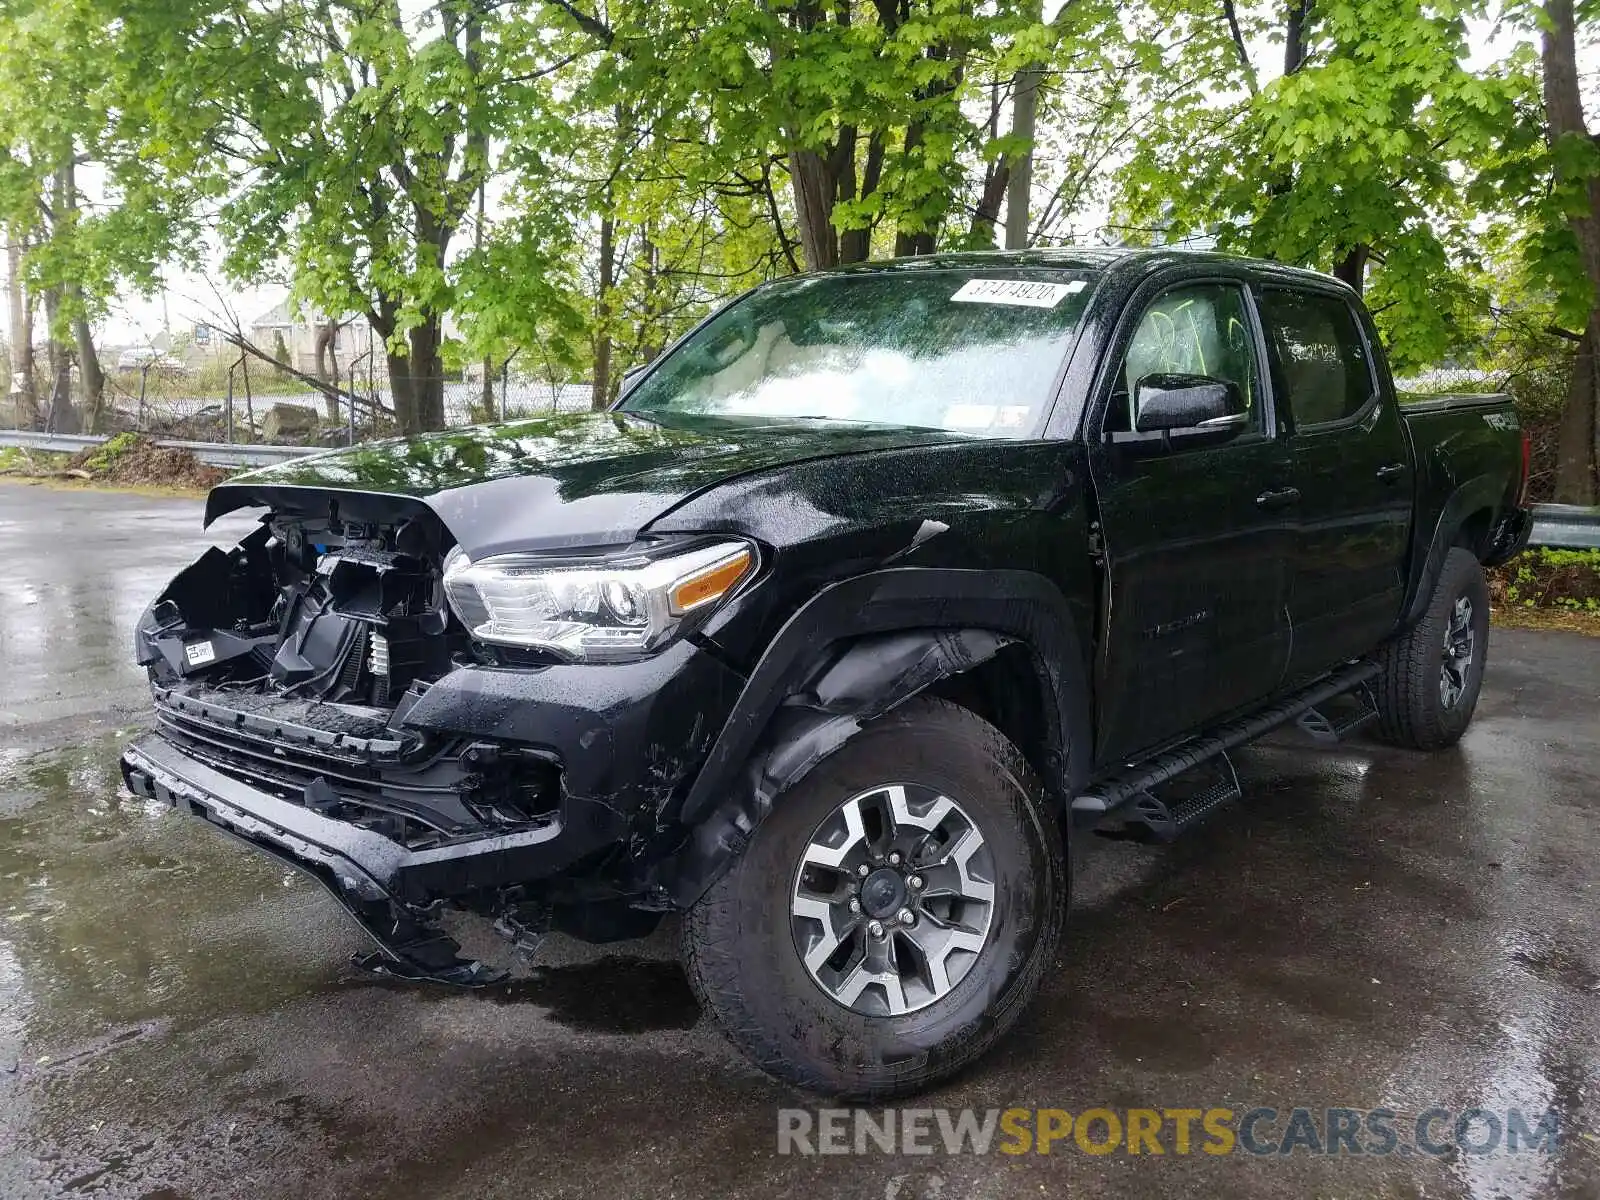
[1373,546,1491,750]
[682,697,1065,1098]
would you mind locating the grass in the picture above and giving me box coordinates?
[0,446,70,474]
[1491,604,1600,637]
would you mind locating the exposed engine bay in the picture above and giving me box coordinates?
[137,504,468,712]
[125,497,671,984]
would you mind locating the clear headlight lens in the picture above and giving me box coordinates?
[442,540,757,662]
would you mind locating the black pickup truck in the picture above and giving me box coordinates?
[122,248,1531,1097]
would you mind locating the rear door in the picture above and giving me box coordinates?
[1256,286,1414,682]
[1089,277,1295,764]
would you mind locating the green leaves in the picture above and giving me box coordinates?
[1112,0,1553,368]
[1,0,1584,425]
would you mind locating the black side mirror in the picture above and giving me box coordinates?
[1133,373,1248,433]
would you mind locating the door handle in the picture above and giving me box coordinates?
[1255,487,1301,510]
[1376,462,1406,482]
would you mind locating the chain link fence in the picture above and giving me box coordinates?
[2,357,596,447]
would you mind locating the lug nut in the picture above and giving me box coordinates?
[848,897,861,913]
[897,907,915,926]
[909,875,924,890]
[888,851,902,866]
[867,919,884,938]
[858,863,871,877]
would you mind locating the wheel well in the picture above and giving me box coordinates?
[1455,508,1494,559]
[923,642,1062,814]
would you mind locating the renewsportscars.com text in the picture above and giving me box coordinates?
[777,1106,1561,1158]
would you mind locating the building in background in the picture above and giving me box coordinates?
[248,299,376,379]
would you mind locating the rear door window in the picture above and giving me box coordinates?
[1257,290,1376,428]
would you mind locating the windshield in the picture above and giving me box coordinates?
[620,268,1097,438]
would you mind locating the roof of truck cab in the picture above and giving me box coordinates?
[828,246,1353,292]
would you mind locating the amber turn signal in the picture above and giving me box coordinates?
[669,548,754,614]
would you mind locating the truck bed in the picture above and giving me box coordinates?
[1398,391,1527,605]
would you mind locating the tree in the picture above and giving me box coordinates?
[0,0,196,432]
[5,230,36,427]
[541,0,1057,270]
[129,0,581,433]
[1535,0,1600,503]
[1114,0,1536,370]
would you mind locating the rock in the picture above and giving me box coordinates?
[262,403,320,441]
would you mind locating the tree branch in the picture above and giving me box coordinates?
[1221,0,1258,94]
[542,0,613,46]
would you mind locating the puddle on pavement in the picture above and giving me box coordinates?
[0,734,358,1061]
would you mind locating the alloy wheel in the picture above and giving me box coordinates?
[789,783,996,1016]
[1440,594,1476,709]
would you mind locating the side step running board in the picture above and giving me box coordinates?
[1098,753,1243,843]
[1073,660,1382,828]
[1295,683,1379,744]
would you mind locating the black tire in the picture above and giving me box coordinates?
[1373,547,1491,750]
[682,696,1066,1098]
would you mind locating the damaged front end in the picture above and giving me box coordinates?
[122,493,742,983]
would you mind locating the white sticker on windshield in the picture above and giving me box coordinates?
[950,278,1085,308]
[945,404,998,427]
[184,640,216,667]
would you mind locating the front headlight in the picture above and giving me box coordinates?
[441,539,757,662]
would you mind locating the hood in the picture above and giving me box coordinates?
[204,410,973,557]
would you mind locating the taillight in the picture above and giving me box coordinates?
[1516,429,1532,507]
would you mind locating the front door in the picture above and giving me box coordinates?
[1255,286,1413,683]
[1091,280,1295,765]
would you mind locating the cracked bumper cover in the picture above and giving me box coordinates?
[121,638,747,910]
[121,732,617,908]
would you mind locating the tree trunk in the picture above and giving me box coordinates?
[475,177,494,422]
[43,166,79,434]
[241,353,254,439]
[387,350,419,435]
[893,125,937,257]
[1554,318,1598,504]
[42,284,77,434]
[6,233,37,429]
[790,149,838,270]
[1284,0,1308,75]
[1543,0,1600,504]
[839,132,884,264]
[592,212,615,412]
[408,319,445,431]
[1333,244,1370,293]
[971,160,1011,246]
[72,315,104,433]
[1004,61,1043,250]
[314,322,340,421]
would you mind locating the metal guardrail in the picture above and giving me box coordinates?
[1528,504,1600,550]
[3,426,1600,548]
[0,429,315,469]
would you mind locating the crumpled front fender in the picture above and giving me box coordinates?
[660,567,1093,907]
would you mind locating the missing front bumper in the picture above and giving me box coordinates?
[120,732,623,984]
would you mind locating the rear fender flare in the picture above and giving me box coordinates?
[1404,474,1508,629]
[663,568,1092,907]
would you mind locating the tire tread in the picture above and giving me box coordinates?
[1373,547,1488,750]
[682,697,1065,1099]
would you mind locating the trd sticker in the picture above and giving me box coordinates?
[184,640,217,667]
[950,278,1085,308]
[1483,411,1519,431]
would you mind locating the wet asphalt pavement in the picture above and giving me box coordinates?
[0,481,1597,1199]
